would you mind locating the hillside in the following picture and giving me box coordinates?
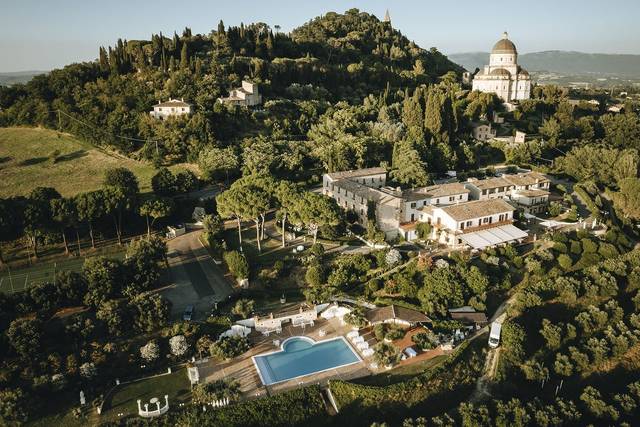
[0,127,188,197]
[0,71,47,86]
[449,50,640,77]
[0,9,461,164]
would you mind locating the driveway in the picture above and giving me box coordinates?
[162,230,234,321]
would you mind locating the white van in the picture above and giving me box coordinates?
[488,322,502,348]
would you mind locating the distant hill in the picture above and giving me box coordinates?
[448,51,640,77]
[0,71,47,86]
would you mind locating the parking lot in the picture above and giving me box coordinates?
[162,229,234,321]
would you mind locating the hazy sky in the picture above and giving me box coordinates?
[1,0,639,72]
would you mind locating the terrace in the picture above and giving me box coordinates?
[198,317,370,397]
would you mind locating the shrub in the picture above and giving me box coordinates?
[598,242,619,259]
[224,251,249,280]
[192,379,241,405]
[373,342,401,367]
[558,254,573,271]
[566,205,578,221]
[309,243,325,259]
[305,265,325,287]
[604,230,618,243]
[140,340,160,363]
[209,336,250,360]
[169,335,189,357]
[0,388,28,424]
[548,201,563,217]
[343,308,367,329]
[570,240,582,255]
[553,242,568,253]
[79,362,97,380]
[582,238,598,253]
[578,252,602,267]
[385,249,403,268]
[416,222,432,239]
[412,332,436,350]
[373,323,405,341]
[231,299,255,319]
[180,385,326,426]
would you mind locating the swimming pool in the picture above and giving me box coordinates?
[252,336,361,385]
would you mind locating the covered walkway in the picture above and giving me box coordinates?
[459,224,528,250]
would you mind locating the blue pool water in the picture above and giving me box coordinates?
[253,336,361,385]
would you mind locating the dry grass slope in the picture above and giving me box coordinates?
[0,127,195,197]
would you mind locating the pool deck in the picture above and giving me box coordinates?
[198,317,372,398]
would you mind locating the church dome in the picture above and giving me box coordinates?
[517,67,530,78]
[491,32,518,54]
[490,68,511,76]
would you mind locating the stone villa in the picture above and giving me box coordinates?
[323,167,550,249]
[149,98,192,119]
[218,81,263,107]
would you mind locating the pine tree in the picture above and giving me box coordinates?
[98,47,109,72]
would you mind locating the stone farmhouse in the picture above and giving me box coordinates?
[218,81,262,107]
[323,168,550,250]
[149,98,192,119]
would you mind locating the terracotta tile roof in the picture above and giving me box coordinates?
[503,171,550,187]
[398,222,417,231]
[403,183,469,201]
[155,98,191,108]
[326,167,387,181]
[466,177,512,191]
[449,311,488,324]
[330,179,402,204]
[439,199,513,222]
[365,305,431,324]
[514,189,550,197]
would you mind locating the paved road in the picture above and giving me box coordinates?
[162,230,234,321]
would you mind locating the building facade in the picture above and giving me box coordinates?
[471,32,531,102]
[322,168,546,248]
[149,98,192,119]
[218,81,263,107]
[471,122,497,142]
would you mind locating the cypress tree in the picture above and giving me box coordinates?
[180,42,189,70]
[98,47,109,72]
[425,87,443,141]
[402,88,425,143]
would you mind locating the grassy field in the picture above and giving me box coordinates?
[28,367,191,427]
[99,367,191,423]
[0,127,196,197]
[0,248,126,294]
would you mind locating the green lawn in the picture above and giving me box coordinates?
[99,367,191,423]
[0,127,195,197]
[27,367,191,426]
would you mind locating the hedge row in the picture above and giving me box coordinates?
[132,385,327,427]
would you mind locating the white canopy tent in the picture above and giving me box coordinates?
[321,305,352,319]
[459,224,528,250]
[219,324,251,339]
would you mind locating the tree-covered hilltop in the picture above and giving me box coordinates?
[0,9,461,162]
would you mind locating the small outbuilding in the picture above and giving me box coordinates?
[365,305,431,327]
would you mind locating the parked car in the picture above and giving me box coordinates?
[182,305,194,321]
